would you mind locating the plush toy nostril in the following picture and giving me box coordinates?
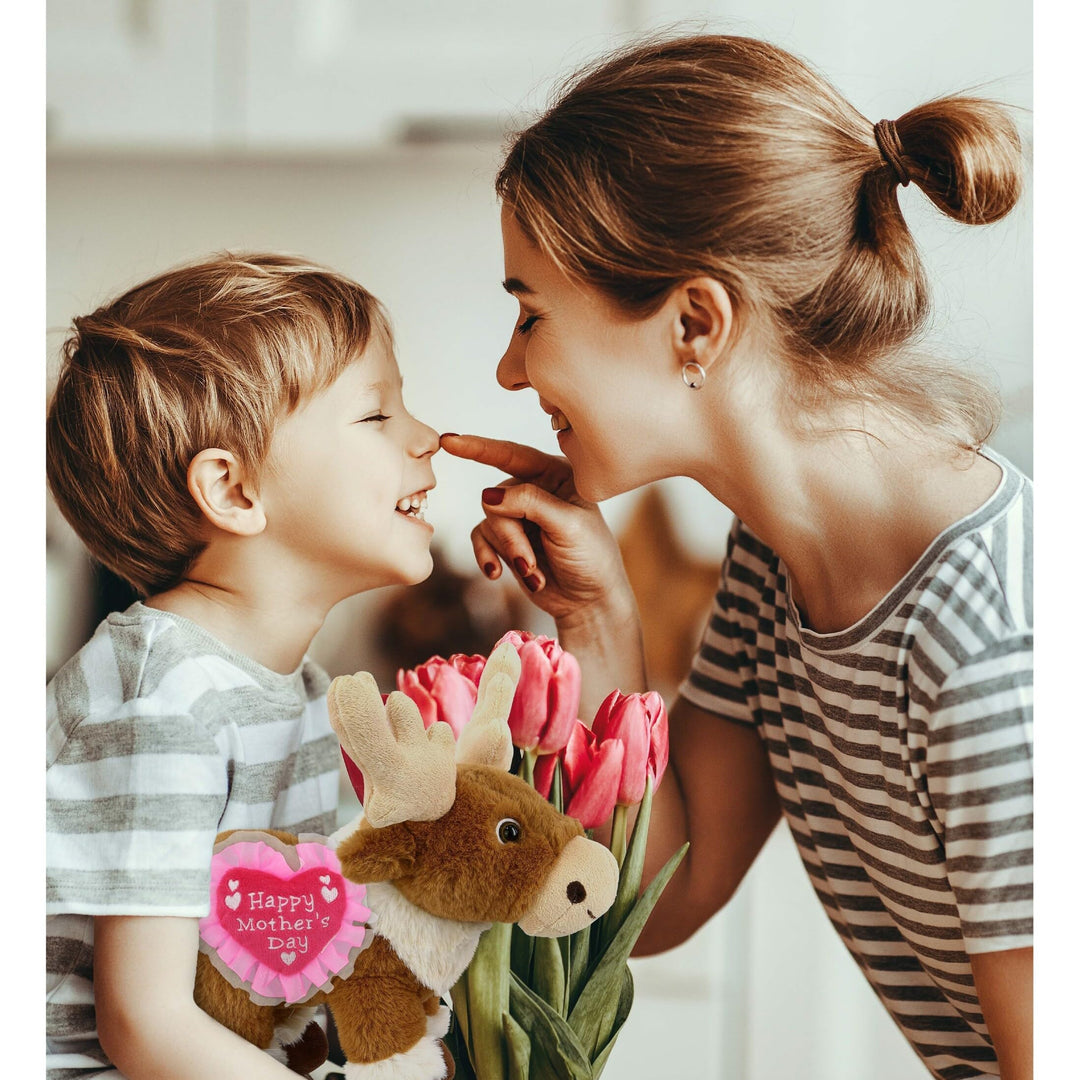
[566,880,586,904]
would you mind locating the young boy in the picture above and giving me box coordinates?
[45,253,440,1079]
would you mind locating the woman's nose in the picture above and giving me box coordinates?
[496,336,531,392]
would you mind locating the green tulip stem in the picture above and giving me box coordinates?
[610,803,628,869]
[609,774,654,934]
[520,747,536,787]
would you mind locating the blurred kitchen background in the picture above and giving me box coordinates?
[46,2,1031,1077]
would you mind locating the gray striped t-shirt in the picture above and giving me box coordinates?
[46,602,341,1078]
[679,448,1032,1080]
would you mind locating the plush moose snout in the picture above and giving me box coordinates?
[517,834,619,936]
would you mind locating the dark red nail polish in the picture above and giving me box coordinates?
[484,563,497,578]
[514,557,529,577]
[482,487,505,505]
[524,574,542,593]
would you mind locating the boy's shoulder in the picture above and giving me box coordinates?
[46,603,325,763]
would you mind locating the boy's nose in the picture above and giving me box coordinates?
[411,418,440,458]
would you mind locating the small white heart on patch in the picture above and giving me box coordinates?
[228,879,239,892]
[321,886,338,903]
[280,951,296,966]
[225,893,241,910]
[319,875,332,885]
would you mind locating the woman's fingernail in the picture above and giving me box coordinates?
[524,574,542,593]
[440,432,460,439]
[484,562,497,578]
[514,557,530,577]
[482,487,505,505]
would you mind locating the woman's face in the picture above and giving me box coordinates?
[497,206,690,502]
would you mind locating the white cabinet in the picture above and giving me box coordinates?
[47,0,219,149]
[241,0,620,149]
[48,0,718,152]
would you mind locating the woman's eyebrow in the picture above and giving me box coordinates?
[501,277,535,296]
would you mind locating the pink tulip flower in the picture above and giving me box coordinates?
[561,720,625,829]
[396,653,486,737]
[591,690,670,805]
[495,630,581,753]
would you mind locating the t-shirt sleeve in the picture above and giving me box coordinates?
[677,522,757,727]
[925,635,1033,954]
[46,707,229,918]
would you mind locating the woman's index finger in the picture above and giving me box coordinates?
[439,433,561,481]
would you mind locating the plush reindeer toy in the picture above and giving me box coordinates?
[194,644,619,1079]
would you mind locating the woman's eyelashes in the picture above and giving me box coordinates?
[516,314,540,335]
[358,412,390,424]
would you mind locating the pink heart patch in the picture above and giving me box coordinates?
[199,832,370,1005]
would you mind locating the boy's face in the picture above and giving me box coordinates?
[258,336,440,596]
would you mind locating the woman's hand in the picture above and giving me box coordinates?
[440,433,631,623]
[440,433,647,712]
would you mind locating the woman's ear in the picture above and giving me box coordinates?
[187,449,267,537]
[669,276,735,375]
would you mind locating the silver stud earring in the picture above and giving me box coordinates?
[681,361,706,390]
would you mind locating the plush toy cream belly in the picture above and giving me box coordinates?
[194,644,618,1080]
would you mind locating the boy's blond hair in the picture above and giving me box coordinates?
[46,252,391,596]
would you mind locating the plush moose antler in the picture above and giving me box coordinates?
[327,671,458,828]
[453,641,518,769]
[195,641,619,1080]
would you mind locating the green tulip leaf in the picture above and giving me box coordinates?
[608,775,654,938]
[449,977,472,1060]
[501,1011,532,1080]
[567,925,591,1012]
[446,1004,478,1080]
[568,842,687,1050]
[590,964,635,1073]
[466,922,512,1080]
[511,922,536,984]
[531,933,566,1016]
[509,971,594,1080]
[552,758,564,814]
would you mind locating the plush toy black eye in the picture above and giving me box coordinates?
[496,818,522,844]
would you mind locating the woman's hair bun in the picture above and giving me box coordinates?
[892,96,1023,225]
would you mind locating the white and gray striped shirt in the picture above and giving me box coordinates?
[680,449,1032,1080]
[46,602,341,1078]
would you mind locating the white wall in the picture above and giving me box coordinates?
[46,3,1031,1077]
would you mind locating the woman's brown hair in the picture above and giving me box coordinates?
[46,253,390,596]
[496,34,1024,448]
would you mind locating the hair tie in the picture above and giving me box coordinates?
[873,119,911,187]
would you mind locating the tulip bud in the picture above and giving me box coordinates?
[396,653,485,737]
[592,690,669,805]
[494,630,581,753]
[561,719,624,829]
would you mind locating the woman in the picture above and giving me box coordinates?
[442,34,1032,1080]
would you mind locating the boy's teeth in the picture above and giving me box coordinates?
[396,494,427,515]
[550,411,570,432]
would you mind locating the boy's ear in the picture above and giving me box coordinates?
[187,449,266,537]
[668,276,735,375]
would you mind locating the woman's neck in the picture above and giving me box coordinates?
[694,400,1001,635]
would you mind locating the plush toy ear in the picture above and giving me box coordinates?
[335,821,417,884]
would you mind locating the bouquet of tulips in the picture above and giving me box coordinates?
[390,630,688,1080]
